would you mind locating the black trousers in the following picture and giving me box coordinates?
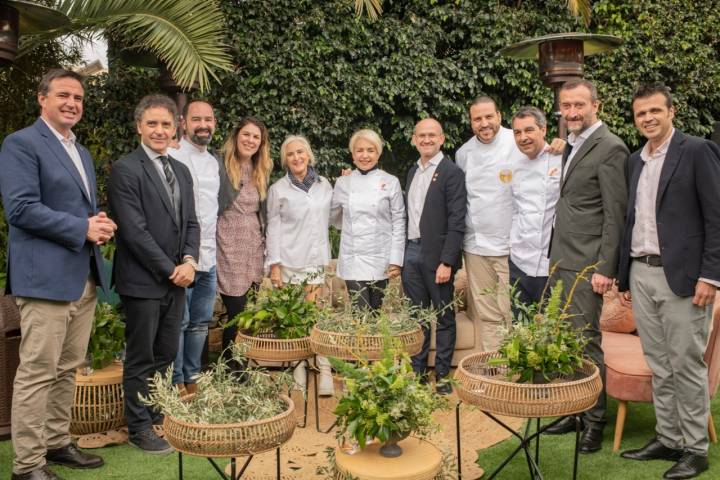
[220,285,257,362]
[548,267,606,426]
[121,286,185,434]
[401,241,456,380]
[509,258,548,321]
[345,279,389,311]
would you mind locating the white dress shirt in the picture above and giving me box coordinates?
[509,146,562,277]
[266,174,333,269]
[41,117,90,196]
[331,169,405,281]
[407,151,443,240]
[168,138,220,271]
[456,127,515,256]
[564,120,603,177]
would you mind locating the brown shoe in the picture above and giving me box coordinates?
[185,383,197,395]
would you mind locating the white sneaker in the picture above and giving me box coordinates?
[293,362,307,391]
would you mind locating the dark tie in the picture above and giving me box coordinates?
[159,155,176,194]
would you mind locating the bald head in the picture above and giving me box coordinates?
[412,118,445,163]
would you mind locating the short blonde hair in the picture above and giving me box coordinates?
[279,135,316,169]
[348,129,384,156]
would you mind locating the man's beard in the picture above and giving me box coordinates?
[190,129,212,146]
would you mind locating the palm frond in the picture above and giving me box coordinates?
[18,0,233,93]
[567,0,592,27]
[354,0,383,20]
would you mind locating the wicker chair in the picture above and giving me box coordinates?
[0,295,21,436]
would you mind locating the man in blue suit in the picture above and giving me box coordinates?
[0,69,116,480]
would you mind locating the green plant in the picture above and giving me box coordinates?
[316,280,438,335]
[141,344,292,424]
[330,338,449,449]
[226,282,322,339]
[88,302,125,370]
[490,268,591,383]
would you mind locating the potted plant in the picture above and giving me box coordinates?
[330,338,450,458]
[489,269,589,384]
[225,282,322,362]
[310,282,432,360]
[71,301,126,435]
[142,344,296,458]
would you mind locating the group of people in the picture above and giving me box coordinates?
[1,67,718,480]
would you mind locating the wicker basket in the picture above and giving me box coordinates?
[236,331,313,363]
[0,295,21,430]
[309,325,424,361]
[70,362,125,435]
[454,351,602,418]
[164,394,296,457]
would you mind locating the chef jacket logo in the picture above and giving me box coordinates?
[548,167,559,177]
[379,181,387,190]
[498,169,512,183]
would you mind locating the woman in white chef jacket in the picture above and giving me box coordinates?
[331,129,405,310]
[266,135,335,394]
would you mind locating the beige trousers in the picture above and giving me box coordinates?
[11,278,96,474]
[464,253,512,351]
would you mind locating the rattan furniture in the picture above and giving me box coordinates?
[71,361,125,435]
[165,394,296,479]
[0,295,21,439]
[454,351,602,480]
[309,325,423,361]
[334,437,443,480]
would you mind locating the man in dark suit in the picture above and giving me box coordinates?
[617,83,720,479]
[0,69,114,479]
[109,94,200,454]
[545,79,629,452]
[402,118,467,394]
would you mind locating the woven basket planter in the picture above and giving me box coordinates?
[163,394,296,458]
[71,361,125,435]
[236,331,313,363]
[0,295,21,430]
[309,325,424,361]
[454,351,602,418]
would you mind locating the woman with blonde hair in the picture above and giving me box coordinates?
[331,129,405,310]
[266,135,334,394]
[216,117,273,359]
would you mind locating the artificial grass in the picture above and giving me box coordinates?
[1,396,718,479]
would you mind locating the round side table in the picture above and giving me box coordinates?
[335,437,443,480]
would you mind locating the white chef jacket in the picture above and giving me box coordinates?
[455,127,515,256]
[331,169,406,281]
[266,175,332,269]
[168,138,220,271]
[509,146,562,277]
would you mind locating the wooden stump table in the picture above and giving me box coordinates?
[334,437,443,480]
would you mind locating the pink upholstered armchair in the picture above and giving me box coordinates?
[601,289,720,452]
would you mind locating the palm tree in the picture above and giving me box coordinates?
[18,0,233,93]
[355,0,383,20]
[567,0,592,26]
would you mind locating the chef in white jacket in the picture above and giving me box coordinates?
[266,135,334,395]
[331,129,405,310]
[508,107,561,317]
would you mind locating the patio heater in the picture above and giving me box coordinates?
[0,0,69,65]
[500,33,623,138]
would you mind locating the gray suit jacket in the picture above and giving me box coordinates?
[549,124,629,277]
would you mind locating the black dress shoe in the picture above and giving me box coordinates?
[436,382,453,395]
[579,426,604,454]
[663,453,709,479]
[621,438,683,461]
[46,443,104,469]
[544,416,582,435]
[11,465,62,480]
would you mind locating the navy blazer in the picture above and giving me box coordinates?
[617,130,720,296]
[108,145,200,299]
[404,155,466,271]
[0,118,106,301]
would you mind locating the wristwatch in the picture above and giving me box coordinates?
[182,256,198,271]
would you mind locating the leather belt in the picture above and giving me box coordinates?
[633,255,663,267]
[407,238,421,245]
